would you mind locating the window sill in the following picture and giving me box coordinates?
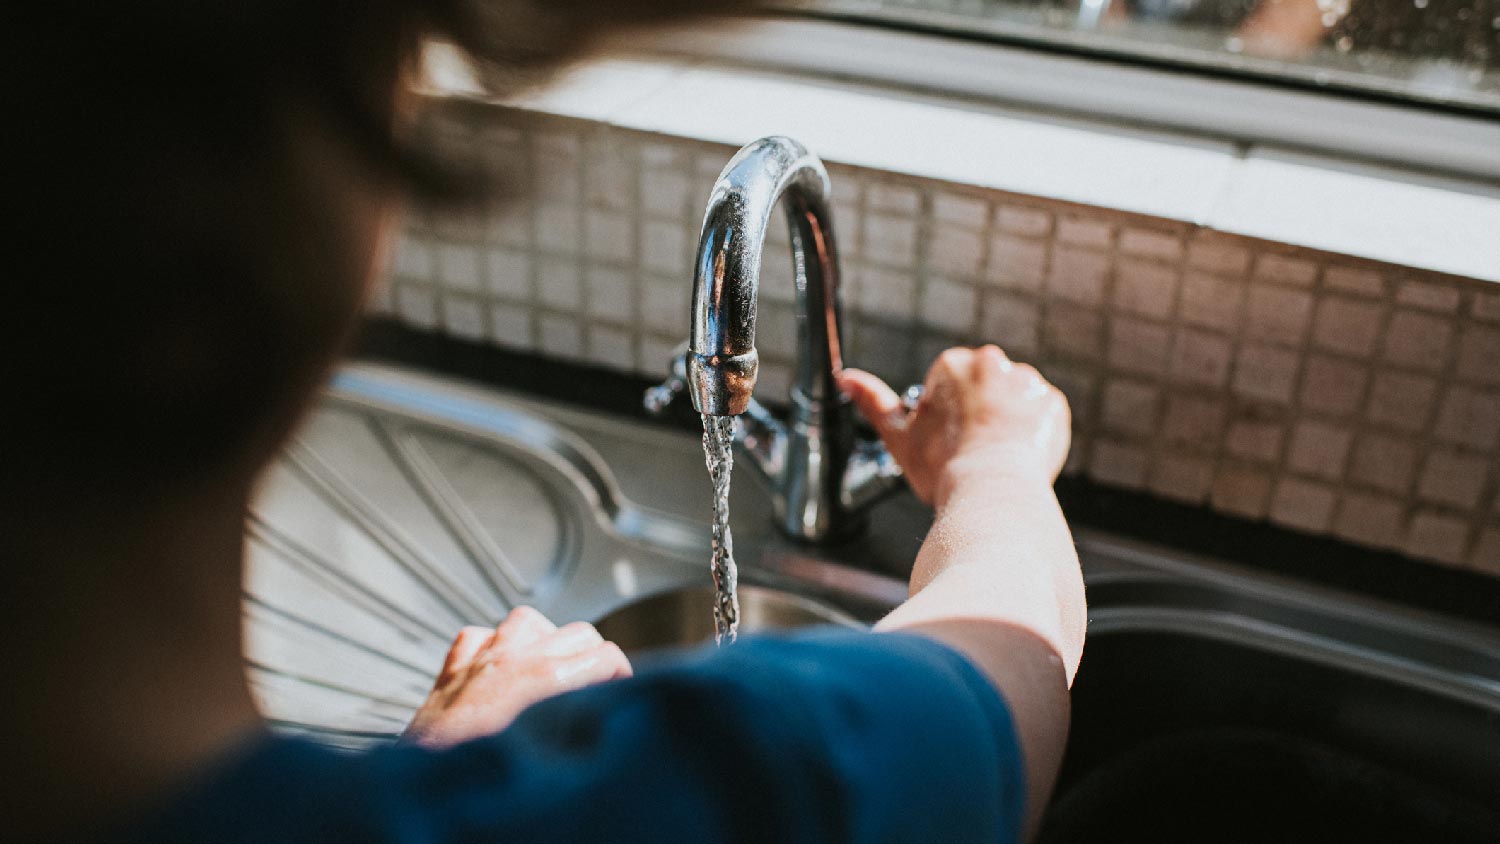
[426,28,1500,283]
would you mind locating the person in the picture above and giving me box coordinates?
[1,2,1086,841]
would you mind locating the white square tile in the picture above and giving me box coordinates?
[1211,464,1273,519]
[1232,343,1299,405]
[394,234,434,281]
[1395,280,1461,313]
[537,314,585,360]
[934,192,989,229]
[1186,237,1251,276]
[1162,395,1226,449]
[1323,265,1385,297]
[1381,310,1452,372]
[1253,252,1319,288]
[486,247,532,301]
[1404,510,1470,566]
[1045,304,1105,361]
[856,265,917,320]
[486,202,531,248]
[584,265,635,323]
[756,360,794,401]
[1312,296,1384,358]
[1416,449,1489,509]
[1349,433,1419,493]
[1119,227,1182,262]
[436,242,483,292]
[978,291,1041,356]
[534,204,582,255]
[993,204,1053,238]
[641,220,688,275]
[1434,386,1500,451]
[638,334,681,375]
[1332,492,1404,550]
[1056,216,1113,249]
[1298,355,1367,418]
[927,226,985,279]
[1455,325,1500,386]
[641,169,691,220]
[584,138,635,212]
[1365,371,1438,431]
[441,296,487,341]
[584,210,634,263]
[641,275,690,334]
[1109,317,1171,377]
[1179,271,1245,332]
[862,212,919,268]
[1102,380,1160,436]
[536,257,582,311]
[1226,418,1285,463]
[985,235,1048,291]
[395,285,439,328]
[1048,248,1110,308]
[1169,328,1233,389]
[1113,259,1177,320]
[865,182,921,215]
[486,302,533,350]
[1269,478,1337,533]
[920,276,978,334]
[1243,284,1313,348]
[586,324,636,371]
[1287,419,1352,481]
[1149,454,1215,504]
[1089,440,1150,490]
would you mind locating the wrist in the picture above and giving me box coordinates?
[934,445,1055,509]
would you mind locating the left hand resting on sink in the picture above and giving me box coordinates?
[403,606,632,747]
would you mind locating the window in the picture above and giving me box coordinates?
[785,0,1500,114]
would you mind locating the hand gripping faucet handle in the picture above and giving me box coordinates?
[642,343,691,417]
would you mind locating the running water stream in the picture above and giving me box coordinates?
[701,414,740,643]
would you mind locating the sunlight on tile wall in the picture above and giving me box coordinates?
[373,103,1500,579]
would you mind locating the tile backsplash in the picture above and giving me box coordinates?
[376,100,1500,579]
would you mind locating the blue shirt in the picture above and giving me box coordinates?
[126,629,1025,843]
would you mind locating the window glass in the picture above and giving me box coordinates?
[790,0,1500,113]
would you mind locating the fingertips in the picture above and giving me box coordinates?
[553,642,633,686]
[838,368,908,435]
[493,605,557,650]
[440,626,495,682]
[541,621,606,658]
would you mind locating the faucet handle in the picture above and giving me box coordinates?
[642,343,690,416]
[840,435,905,512]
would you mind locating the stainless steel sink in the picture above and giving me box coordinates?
[596,585,859,656]
[246,361,1500,820]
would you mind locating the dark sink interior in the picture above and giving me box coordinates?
[1040,631,1500,843]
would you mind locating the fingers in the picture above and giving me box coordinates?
[838,368,908,442]
[541,621,606,658]
[490,605,557,652]
[439,626,495,684]
[552,642,634,689]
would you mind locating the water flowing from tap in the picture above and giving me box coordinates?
[700,413,740,644]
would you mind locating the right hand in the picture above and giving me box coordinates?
[838,345,1070,508]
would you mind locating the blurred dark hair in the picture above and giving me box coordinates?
[0,1,747,518]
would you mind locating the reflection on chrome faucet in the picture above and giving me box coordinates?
[646,136,906,543]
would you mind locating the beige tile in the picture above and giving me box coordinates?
[1455,325,1500,386]
[641,219,688,275]
[1395,280,1461,314]
[486,247,532,301]
[487,301,533,350]
[1179,271,1245,332]
[1380,310,1452,372]
[1170,328,1233,389]
[1253,252,1319,288]
[1226,417,1286,464]
[1089,440,1150,489]
[978,291,1041,356]
[1365,371,1438,431]
[1471,527,1500,576]
[862,212,919,268]
[1162,395,1227,449]
[640,169,692,219]
[1113,259,1178,320]
[1149,454,1215,504]
[1233,343,1299,405]
[1311,296,1384,358]
[436,242,483,292]
[537,313,585,360]
[1287,419,1352,481]
[1297,355,1368,418]
[1211,464,1273,519]
[865,182,921,215]
[1109,317,1172,377]
[1403,510,1470,566]
[1119,228,1182,262]
[1045,362,1100,426]
[1186,237,1251,277]
[584,210,634,263]
[1473,292,1500,324]
[584,266,635,322]
[535,204,581,255]
[1269,478,1338,533]
[641,274,690,334]
[536,257,582,310]
[441,296,487,341]
[586,324,636,371]
[1102,380,1160,436]
[1044,304,1105,361]
[928,226,986,279]
[920,276,979,334]
[1243,284,1313,347]
[993,204,1052,238]
[985,234,1048,292]
[1323,264,1385,297]
[755,360,794,401]
[1332,492,1405,550]
[1349,432,1419,494]
[1056,216,1113,249]
[1434,386,1500,451]
[487,202,531,248]
[393,233,434,282]
[1416,449,1490,509]
[1049,248,1110,307]
[856,265,917,320]
[934,192,989,229]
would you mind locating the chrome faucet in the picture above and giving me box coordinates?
[646,136,905,543]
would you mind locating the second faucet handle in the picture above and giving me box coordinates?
[642,343,691,417]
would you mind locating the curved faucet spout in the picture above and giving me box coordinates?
[686,136,842,417]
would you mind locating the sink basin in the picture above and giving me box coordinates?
[595,585,859,655]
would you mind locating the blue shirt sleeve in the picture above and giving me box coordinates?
[369,628,1026,844]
